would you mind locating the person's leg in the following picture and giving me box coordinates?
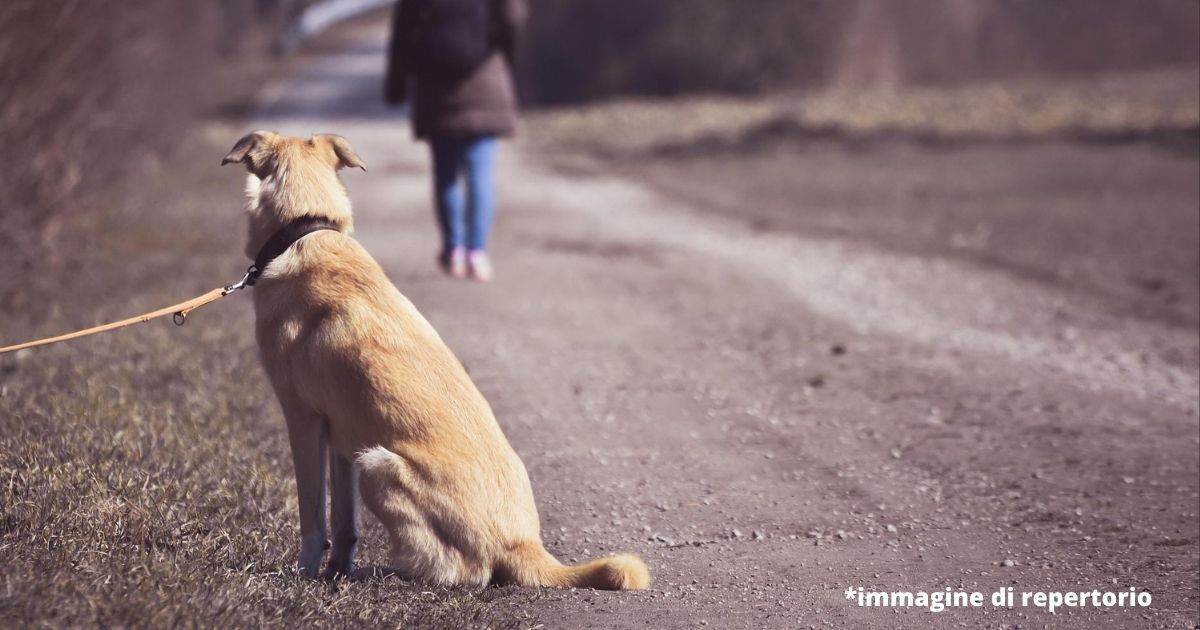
[430,137,467,273]
[463,136,498,281]
[463,135,498,252]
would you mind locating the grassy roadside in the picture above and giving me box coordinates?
[0,84,538,630]
[526,66,1199,156]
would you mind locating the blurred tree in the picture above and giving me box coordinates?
[0,0,303,269]
[520,0,1200,103]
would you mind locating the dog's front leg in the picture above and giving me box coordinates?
[282,402,329,577]
[323,450,360,578]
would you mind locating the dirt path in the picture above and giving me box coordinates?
[254,16,1198,628]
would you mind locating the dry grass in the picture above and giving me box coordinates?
[526,66,1200,155]
[796,67,1200,137]
[0,127,540,629]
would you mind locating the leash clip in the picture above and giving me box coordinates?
[223,265,258,295]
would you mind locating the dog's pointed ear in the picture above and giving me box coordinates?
[222,131,274,173]
[318,134,367,172]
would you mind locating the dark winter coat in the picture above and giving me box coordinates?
[384,0,528,140]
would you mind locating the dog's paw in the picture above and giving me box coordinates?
[295,541,328,578]
[294,563,322,579]
[321,560,355,581]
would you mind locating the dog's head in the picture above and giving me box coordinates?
[223,131,366,258]
[222,130,366,178]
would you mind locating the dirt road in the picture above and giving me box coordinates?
[247,16,1199,629]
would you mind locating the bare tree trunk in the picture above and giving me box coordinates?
[833,0,903,89]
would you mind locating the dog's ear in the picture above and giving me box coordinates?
[317,134,367,172]
[222,131,275,175]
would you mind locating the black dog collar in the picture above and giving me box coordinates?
[246,217,341,286]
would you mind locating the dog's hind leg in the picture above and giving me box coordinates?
[357,446,484,585]
[323,450,360,578]
[280,397,329,577]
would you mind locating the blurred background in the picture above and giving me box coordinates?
[4,0,1195,318]
[525,0,1200,101]
[3,0,1196,266]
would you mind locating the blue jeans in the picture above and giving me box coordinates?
[431,135,498,253]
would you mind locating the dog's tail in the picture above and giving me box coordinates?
[498,541,650,591]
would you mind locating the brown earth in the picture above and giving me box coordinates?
[1,13,1197,629]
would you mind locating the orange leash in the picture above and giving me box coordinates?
[0,271,253,355]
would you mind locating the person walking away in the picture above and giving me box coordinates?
[384,0,528,282]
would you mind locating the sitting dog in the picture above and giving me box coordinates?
[222,131,649,589]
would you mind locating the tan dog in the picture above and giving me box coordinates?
[223,131,649,590]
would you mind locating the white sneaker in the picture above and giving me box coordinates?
[442,247,467,279]
[467,250,493,282]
